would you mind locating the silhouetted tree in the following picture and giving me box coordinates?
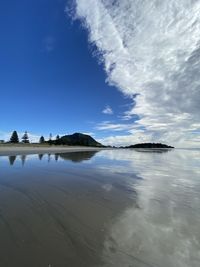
[55,135,60,145]
[10,131,19,143]
[22,131,29,143]
[48,133,53,145]
[39,136,45,143]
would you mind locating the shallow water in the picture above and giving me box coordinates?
[0,149,200,267]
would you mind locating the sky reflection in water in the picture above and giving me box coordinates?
[0,149,200,267]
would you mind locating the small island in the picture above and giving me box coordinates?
[124,143,174,149]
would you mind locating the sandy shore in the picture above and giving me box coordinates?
[0,145,109,156]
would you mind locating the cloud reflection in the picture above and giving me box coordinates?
[97,149,200,267]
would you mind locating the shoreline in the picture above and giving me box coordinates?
[0,145,110,156]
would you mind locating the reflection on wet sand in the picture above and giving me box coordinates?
[8,151,98,166]
[8,155,17,166]
[0,150,138,267]
[20,155,26,166]
[133,148,173,153]
[58,150,98,162]
[0,149,200,267]
[98,149,200,267]
[38,154,44,160]
[54,154,59,161]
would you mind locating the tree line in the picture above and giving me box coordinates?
[10,131,30,143]
[8,130,61,145]
[3,131,102,147]
[39,134,61,145]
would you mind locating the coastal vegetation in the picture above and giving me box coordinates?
[2,131,103,147]
[1,131,174,148]
[38,132,103,147]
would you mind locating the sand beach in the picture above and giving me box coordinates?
[0,144,107,156]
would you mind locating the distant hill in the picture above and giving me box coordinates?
[58,133,103,147]
[125,143,174,149]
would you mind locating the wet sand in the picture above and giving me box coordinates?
[1,149,200,267]
[0,152,136,267]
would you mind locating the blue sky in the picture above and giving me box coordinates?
[0,0,200,147]
[0,0,132,142]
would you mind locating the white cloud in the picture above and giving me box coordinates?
[102,105,113,115]
[97,132,150,147]
[72,0,200,147]
[96,121,134,132]
[0,131,11,142]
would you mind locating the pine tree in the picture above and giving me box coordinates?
[22,131,30,143]
[48,133,53,145]
[10,131,19,143]
[55,135,60,145]
[39,136,45,143]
